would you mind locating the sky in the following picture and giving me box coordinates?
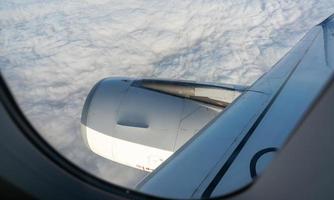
[1,0,334,191]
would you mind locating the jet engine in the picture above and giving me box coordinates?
[81,78,243,171]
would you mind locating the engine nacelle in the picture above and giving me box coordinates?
[81,78,241,171]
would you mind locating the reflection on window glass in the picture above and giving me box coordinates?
[1,0,333,198]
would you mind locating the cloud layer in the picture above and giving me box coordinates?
[1,0,334,189]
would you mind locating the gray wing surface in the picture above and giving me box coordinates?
[137,14,334,199]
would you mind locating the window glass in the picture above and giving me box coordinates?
[1,0,333,198]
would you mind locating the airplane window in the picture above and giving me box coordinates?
[1,0,333,199]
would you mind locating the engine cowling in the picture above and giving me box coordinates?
[81,78,241,171]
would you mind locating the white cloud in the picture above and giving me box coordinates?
[1,0,333,189]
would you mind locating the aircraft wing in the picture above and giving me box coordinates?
[137,14,334,198]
